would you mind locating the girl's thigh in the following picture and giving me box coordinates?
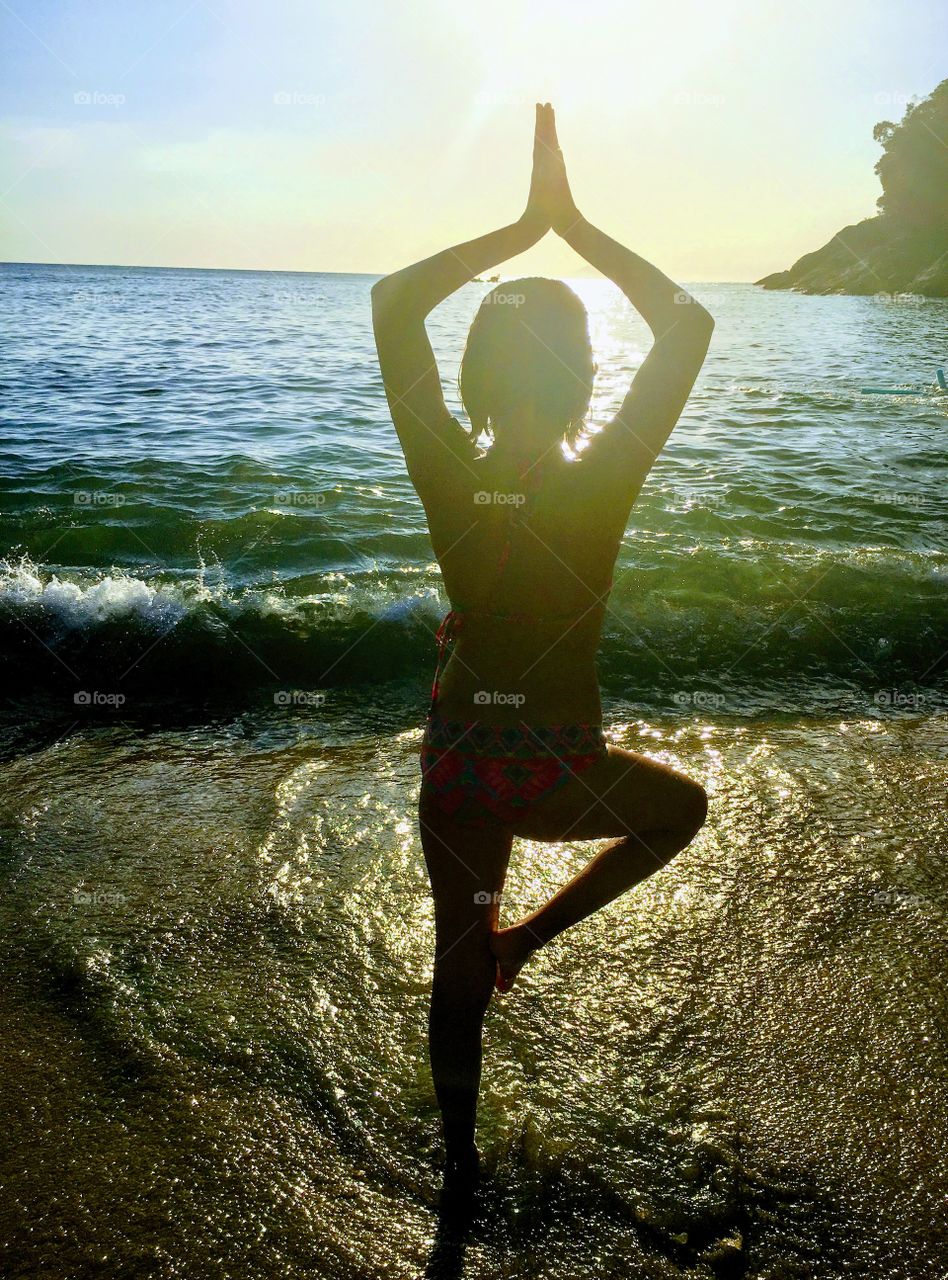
[511,746,707,842]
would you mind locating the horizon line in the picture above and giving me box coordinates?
[0,259,749,284]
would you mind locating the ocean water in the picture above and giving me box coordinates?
[1,262,946,1278]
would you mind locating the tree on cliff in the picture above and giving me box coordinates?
[757,77,948,295]
[873,78,948,229]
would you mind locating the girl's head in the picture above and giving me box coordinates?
[459,277,594,454]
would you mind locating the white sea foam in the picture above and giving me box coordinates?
[0,557,444,633]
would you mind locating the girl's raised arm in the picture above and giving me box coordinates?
[372,107,555,497]
[538,104,714,490]
[567,216,714,488]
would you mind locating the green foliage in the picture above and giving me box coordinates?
[873,78,948,228]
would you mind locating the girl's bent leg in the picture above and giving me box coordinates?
[495,747,708,985]
[513,819,703,953]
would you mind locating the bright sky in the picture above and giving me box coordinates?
[1,0,944,279]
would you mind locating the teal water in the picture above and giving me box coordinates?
[1,263,946,711]
[1,263,946,1278]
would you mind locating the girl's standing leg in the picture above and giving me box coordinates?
[419,803,514,1167]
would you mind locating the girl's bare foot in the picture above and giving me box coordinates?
[489,923,539,992]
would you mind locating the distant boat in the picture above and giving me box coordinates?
[487,275,500,282]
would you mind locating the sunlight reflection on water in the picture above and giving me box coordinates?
[2,706,945,1276]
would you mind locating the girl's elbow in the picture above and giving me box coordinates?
[371,272,418,322]
[691,302,714,332]
[371,276,399,310]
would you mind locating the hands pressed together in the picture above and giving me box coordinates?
[522,102,582,239]
[374,96,713,525]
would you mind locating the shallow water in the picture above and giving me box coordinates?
[3,702,947,1277]
[0,264,946,1277]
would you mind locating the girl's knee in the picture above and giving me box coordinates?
[677,777,708,837]
[432,963,494,1013]
[433,928,495,1000]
